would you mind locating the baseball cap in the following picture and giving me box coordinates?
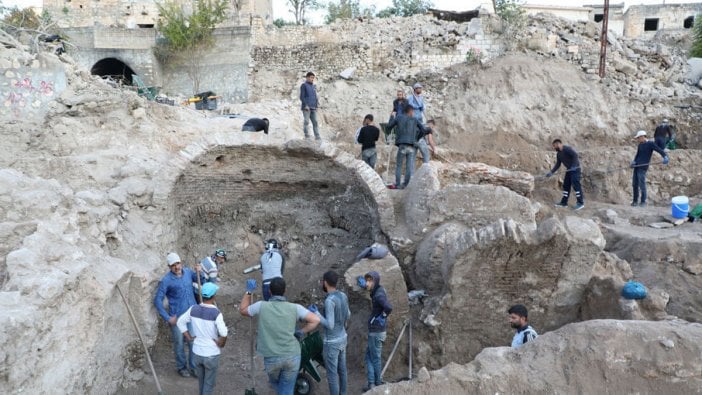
[201,283,219,298]
[166,252,181,266]
[633,130,647,139]
[413,83,423,89]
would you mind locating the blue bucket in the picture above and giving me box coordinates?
[671,196,689,219]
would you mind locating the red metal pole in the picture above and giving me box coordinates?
[599,0,610,78]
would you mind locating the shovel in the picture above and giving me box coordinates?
[245,292,257,395]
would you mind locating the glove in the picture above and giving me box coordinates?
[375,313,387,327]
[294,329,304,341]
[357,276,366,289]
[630,161,636,168]
[307,304,319,314]
[246,279,257,293]
[545,171,553,178]
[663,156,669,165]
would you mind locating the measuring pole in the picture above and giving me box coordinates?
[598,0,610,78]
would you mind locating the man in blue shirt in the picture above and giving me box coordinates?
[300,72,320,140]
[546,139,584,210]
[508,304,538,348]
[153,252,204,377]
[631,130,669,207]
[313,271,351,395]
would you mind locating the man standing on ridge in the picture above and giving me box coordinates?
[630,130,669,207]
[300,71,321,140]
[356,114,380,170]
[358,271,393,392]
[177,282,228,395]
[508,304,538,348]
[546,139,584,210]
[406,83,425,123]
[386,106,430,189]
[154,252,205,378]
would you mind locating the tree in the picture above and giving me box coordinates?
[376,0,433,18]
[156,0,228,93]
[287,0,320,25]
[494,0,526,50]
[325,0,374,24]
[1,6,59,53]
[690,15,702,58]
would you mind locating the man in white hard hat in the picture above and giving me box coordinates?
[630,130,669,207]
[154,252,204,378]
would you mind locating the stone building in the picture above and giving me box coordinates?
[585,2,625,37]
[623,3,702,38]
[523,4,593,23]
[41,0,273,28]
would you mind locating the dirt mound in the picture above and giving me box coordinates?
[371,319,702,394]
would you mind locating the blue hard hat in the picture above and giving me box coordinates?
[201,283,219,298]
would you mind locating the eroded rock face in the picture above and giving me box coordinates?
[413,216,605,366]
[370,319,702,394]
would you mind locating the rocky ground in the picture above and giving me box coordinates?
[1,11,702,395]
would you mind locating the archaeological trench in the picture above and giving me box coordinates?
[2,12,702,395]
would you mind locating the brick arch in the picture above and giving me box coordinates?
[90,57,138,85]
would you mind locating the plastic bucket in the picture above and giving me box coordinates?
[671,196,689,219]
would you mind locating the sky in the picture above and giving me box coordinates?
[4,0,702,22]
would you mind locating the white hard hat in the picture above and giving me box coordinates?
[166,252,181,266]
[633,130,647,139]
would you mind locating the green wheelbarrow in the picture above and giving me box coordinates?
[295,331,325,395]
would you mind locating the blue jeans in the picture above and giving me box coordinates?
[193,354,220,395]
[171,321,194,371]
[414,138,430,164]
[262,281,272,301]
[654,136,666,150]
[303,109,320,139]
[632,167,648,204]
[395,144,416,188]
[361,148,377,169]
[324,340,348,395]
[264,354,301,395]
[365,332,386,386]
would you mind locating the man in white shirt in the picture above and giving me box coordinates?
[178,283,228,395]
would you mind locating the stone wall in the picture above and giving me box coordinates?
[623,3,702,38]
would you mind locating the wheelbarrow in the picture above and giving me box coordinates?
[295,331,325,395]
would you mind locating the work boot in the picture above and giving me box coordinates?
[554,202,568,208]
[574,203,585,211]
[178,369,191,378]
[362,383,375,392]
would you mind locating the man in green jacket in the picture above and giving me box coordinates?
[239,277,320,395]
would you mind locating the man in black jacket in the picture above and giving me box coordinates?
[546,139,584,210]
[241,118,269,134]
[356,114,380,169]
[385,106,429,189]
[653,119,672,150]
[360,271,392,392]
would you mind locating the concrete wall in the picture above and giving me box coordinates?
[524,5,594,22]
[42,0,273,28]
[1,60,67,120]
[624,3,702,38]
[588,4,625,37]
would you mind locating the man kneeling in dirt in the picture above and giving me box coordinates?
[178,283,228,395]
[241,118,270,134]
[508,304,538,348]
[240,277,320,395]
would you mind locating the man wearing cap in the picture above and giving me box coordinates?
[239,277,320,395]
[359,271,393,392]
[406,83,425,123]
[508,304,538,348]
[654,119,672,150]
[300,71,321,140]
[178,283,228,395]
[631,130,669,207]
[154,252,205,377]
